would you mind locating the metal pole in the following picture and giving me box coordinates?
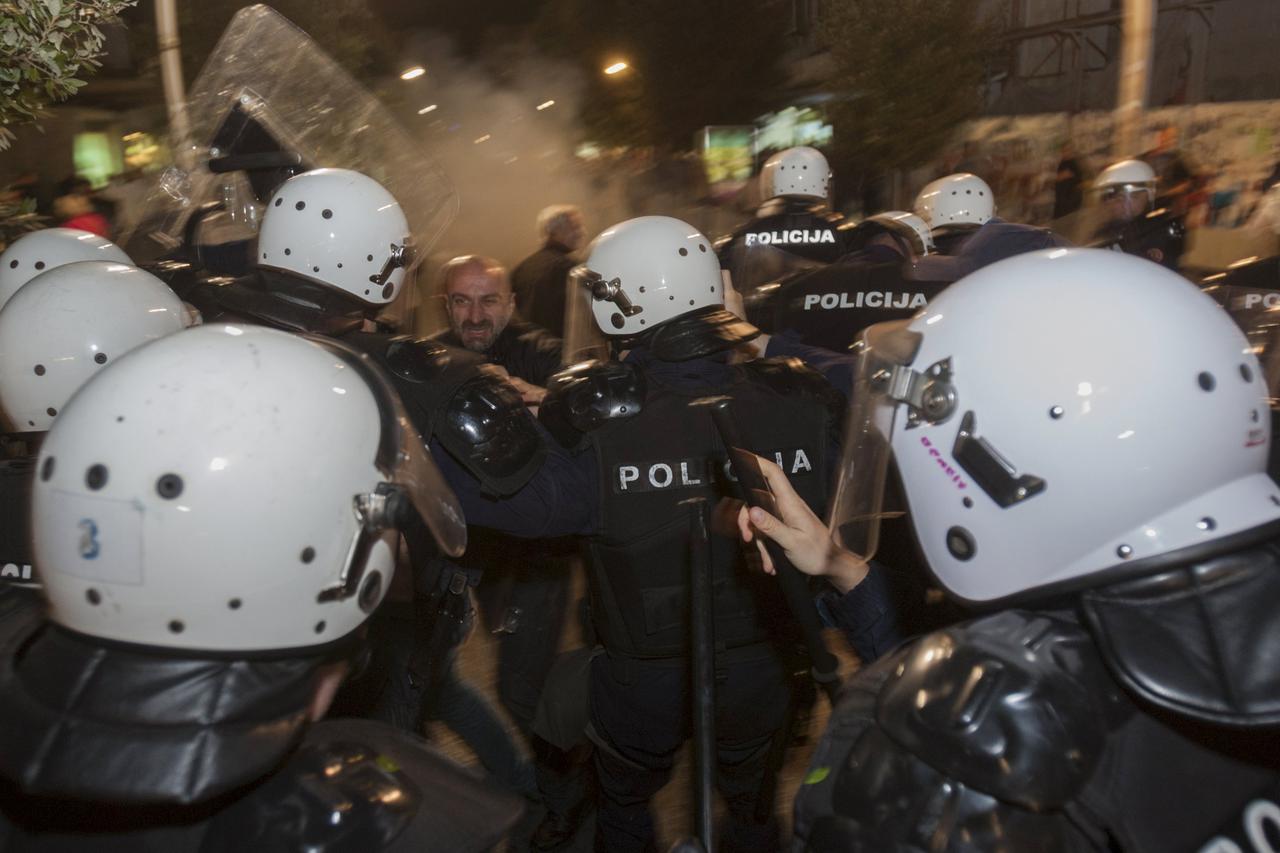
[1115,0,1155,158]
[155,0,191,168]
[687,497,716,853]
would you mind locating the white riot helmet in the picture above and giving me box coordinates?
[1096,159,1157,215]
[0,228,132,311]
[760,146,831,201]
[832,248,1278,604]
[32,323,466,653]
[572,216,727,338]
[0,261,186,433]
[860,211,935,256]
[913,173,995,234]
[258,168,413,307]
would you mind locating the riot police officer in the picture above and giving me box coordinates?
[762,248,1280,851]
[764,211,945,352]
[912,172,1070,282]
[0,324,522,851]
[445,215,846,852]
[0,260,188,597]
[717,146,854,310]
[1089,158,1186,270]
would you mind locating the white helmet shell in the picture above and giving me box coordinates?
[1095,159,1157,207]
[31,324,455,652]
[882,248,1278,603]
[913,173,995,233]
[863,211,935,256]
[759,146,831,201]
[578,216,724,338]
[0,261,185,432]
[258,168,412,307]
[0,228,132,311]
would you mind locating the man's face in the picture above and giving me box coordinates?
[446,266,514,352]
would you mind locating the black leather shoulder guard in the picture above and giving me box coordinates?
[539,360,645,450]
[203,718,523,853]
[384,335,470,384]
[878,610,1119,810]
[794,611,1123,852]
[740,356,845,432]
[439,371,546,498]
[343,333,543,497]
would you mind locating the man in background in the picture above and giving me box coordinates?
[512,205,587,338]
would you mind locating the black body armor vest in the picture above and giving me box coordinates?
[582,359,835,658]
[0,455,36,589]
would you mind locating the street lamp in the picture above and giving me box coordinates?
[400,65,425,80]
[603,61,629,76]
[537,100,555,111]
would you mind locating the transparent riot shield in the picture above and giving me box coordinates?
[121,4,457,329]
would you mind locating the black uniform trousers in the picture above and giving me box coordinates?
[588,646,792,853]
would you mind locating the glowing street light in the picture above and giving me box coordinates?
[603,61,628,76]
[400,65,425,80]
[536,100,555,111]
[417,104,438,115]
[474,134,491,144]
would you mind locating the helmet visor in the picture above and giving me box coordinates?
[561,265,613,364]
[829,319,956,560]
[307,335,466,558]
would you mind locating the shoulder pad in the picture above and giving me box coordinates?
[205,717,523,853]
[741,356,842,405]
[796,647,1101,851]
[385,336,483,384]
[540,360,645,449]
[439,372,545,497]
[876,610,1118,810]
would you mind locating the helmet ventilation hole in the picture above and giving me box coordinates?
[295,201,306,211]
[228,598,242,610]
[156,473,184,499]
[314,621,326,634]
[86,588,101,605]
[94,353,107,364]
[367,254,374,262]
[33,364,45,375]
[1048,406,1064,419]
[34,261,44,270]
[1240,364,1254,382]
[274,198,283,207]
[962,497,973,508]
[284,248,291,256]
[1197,372,1215,391]
[46,406,57,417]
[168,620,184,634]
[1197,517,1217,531]
[7,260,16,268]
[85,464,108,490]
[945,526,975,561]
[301,546,316,564]
[678,248,688,256]
[40,457,54,481]
[322,209,333,219]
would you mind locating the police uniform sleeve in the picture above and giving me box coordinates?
[762,332,855,401]
[813,561,903,664]
[794,610,1115,852]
